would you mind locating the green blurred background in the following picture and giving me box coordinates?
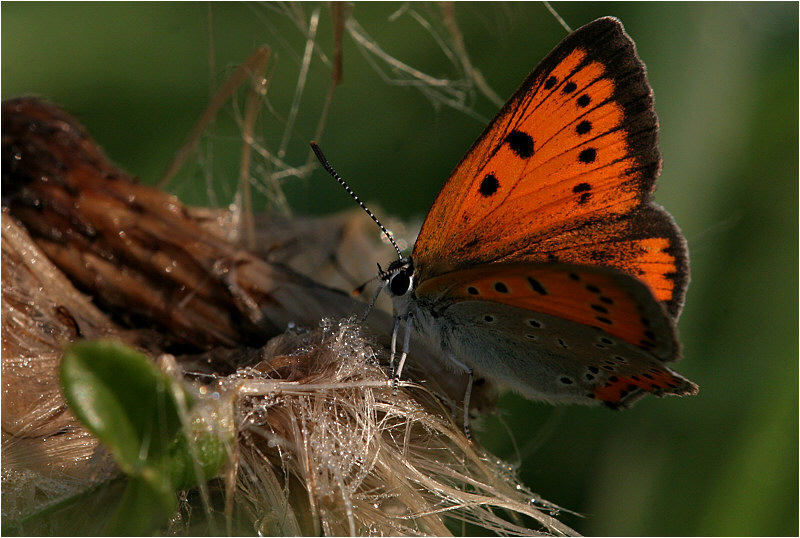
[3,2,798,535]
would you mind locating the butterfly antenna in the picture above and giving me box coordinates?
[310,142,404,260]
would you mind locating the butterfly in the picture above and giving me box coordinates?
[315,16,697,428]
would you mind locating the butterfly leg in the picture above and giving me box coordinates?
[361,282,384,322]
[445,352,474,439]
[388,315,401,381]
[388,313,414,393]
[393,312,414,385]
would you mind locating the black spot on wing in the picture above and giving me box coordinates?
[479,174,499,197]
[572,182,592,204]
[493,281,509,293]
[579,148,596,163]
[504,130,534,158]
[527,276,548,295]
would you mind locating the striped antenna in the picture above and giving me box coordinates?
[310,142,404,260]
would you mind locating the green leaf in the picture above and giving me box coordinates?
[59,340,233,534]
[167,415,234,490]
[60,340,190,474]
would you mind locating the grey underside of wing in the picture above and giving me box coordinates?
[415,300,670,403]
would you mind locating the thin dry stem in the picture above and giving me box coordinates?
[158,46,272,189]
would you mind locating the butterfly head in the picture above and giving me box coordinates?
[381,258,415,298]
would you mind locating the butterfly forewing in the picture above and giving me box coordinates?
[413,17,687,315]
[525,205,688,316]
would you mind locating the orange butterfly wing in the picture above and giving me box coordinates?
[412,17,688,318]
[414,262,697,403]
[415,262,679,361]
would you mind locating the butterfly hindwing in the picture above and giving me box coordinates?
[412,17,687,315]
[415,298,696,407]
[414,261,678,362]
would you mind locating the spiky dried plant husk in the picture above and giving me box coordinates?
[192,317,576,536]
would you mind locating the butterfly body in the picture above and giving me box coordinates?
[380,16,697,411]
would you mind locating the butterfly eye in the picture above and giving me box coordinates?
[389,270,412,296]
